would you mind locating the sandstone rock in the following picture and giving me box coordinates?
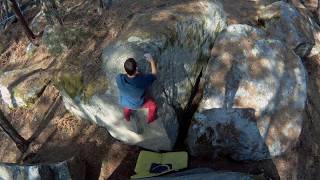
[189,24,307,160]
[259,1,314,57]
[0,66,52,108]
[60,1,227,151]
[0,160,71,180]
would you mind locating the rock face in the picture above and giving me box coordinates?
[259,1,314,57]
[61,1,226,151]
[187,109,270,161]
[187,24,307,160]
[0,161,71,180]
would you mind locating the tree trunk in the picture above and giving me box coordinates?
[317,0,320,24]
[9,0,35,41]
[0,0,9,20]
[4,0,9,18]
[0,110,29,152]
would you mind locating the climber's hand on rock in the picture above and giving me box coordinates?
[144,53,153,62]
[144,53,157,75]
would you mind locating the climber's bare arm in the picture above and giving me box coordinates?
[144,53,157,76]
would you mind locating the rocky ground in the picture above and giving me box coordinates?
[0,0,320,179]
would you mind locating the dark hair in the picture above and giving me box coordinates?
[124,58,137,76]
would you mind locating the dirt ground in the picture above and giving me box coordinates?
[0,0,320,179]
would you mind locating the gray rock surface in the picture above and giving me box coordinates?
[259,1,314,57]
[61,0,227,151]
[0,161,71,180]
[42,25,68,55]
[0,63,52,108]
[42,25,89,56]
[191,24,307,159]
[187,109,270,161]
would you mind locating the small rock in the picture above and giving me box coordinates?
[26,43,37,56]
[30,11,47,35]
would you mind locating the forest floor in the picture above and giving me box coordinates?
[0,0,319,179]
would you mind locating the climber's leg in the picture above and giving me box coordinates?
[142,98,157,123]
[124,107,132,121]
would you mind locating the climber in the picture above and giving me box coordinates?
[116,53,158,123]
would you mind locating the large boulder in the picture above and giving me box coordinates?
[60,1,227,151]
[187,24,307,160]
[258,1,314,57]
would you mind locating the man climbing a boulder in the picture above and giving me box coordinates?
[116,53,158,123]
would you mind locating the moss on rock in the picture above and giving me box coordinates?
[83,76,108,103]
[55,72,108,102]
[55,72,84,99]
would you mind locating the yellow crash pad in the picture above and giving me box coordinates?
[131,151,188,179]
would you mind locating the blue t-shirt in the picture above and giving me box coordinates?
[116,73,156,109]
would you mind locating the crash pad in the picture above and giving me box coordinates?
[131,151,188,179]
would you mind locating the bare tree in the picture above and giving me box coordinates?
[8,0,35,41]
[317,0,320,24]
[0,110,29,152]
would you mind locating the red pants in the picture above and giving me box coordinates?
[124,98,157,123]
